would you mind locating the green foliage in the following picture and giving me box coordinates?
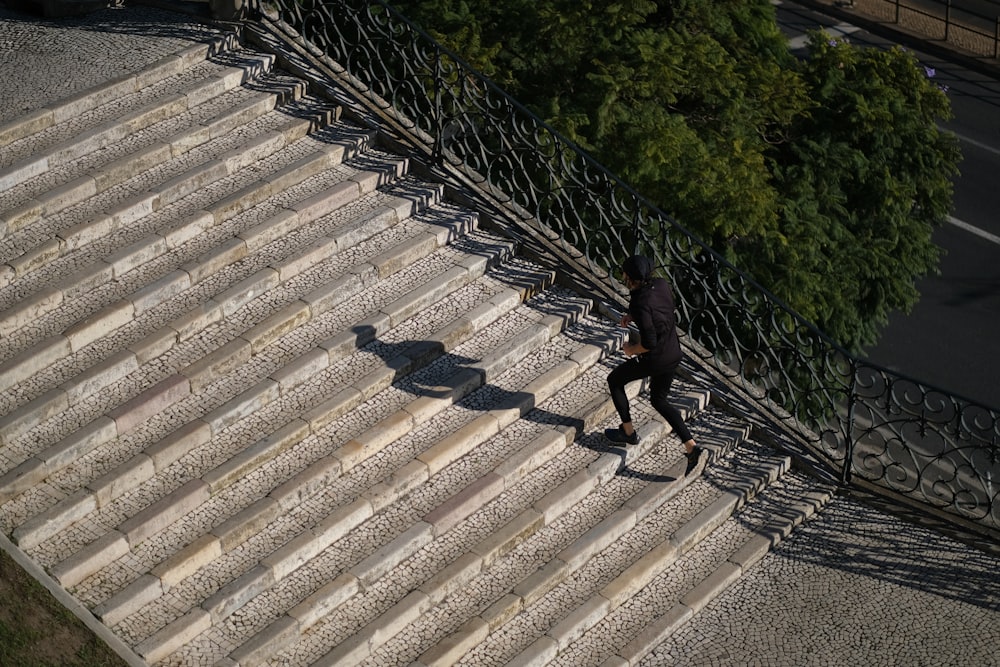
[387,0,960,352]
[753,34,960,351]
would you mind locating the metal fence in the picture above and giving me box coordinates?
[255,0,1000,536]
[858,0,1000,59]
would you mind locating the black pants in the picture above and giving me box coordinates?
[607,356,693,443]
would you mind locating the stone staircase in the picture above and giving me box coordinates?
[0,26,836,667]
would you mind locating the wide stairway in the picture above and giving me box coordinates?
[0,27,837,667]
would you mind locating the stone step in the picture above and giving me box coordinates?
[0,96,348,329]
[0,36,264,189]
[48,268,544,604]
[254,365,715,667]
[0,141,410,409]
[0,49,296,229]
[0,202,492,514]
[1,231,528,542]
[3,222,516,551]
[0,34,240,160]
[0,73,317,279]
[53,279,593,664]
[125,299,622,666]
[390,404,729,667]
[446,435,806,667]
[563,468,835,667]
[0,152,426,460]
[5,262,548,664]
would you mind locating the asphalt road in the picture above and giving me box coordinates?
[776,0,1000,410]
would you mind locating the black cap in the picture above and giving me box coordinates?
[622,255,653,282]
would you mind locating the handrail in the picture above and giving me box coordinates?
[254,0,1000,536]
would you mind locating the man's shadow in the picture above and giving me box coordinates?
[581,436,677,483]
[349,323,675,483]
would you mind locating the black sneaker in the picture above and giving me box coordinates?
[604,425,639,445]
[684,446,704,475]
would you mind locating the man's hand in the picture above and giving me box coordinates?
[623,341,647,357]
[619,314,633,327]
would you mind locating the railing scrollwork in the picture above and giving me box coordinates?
[253,0,1000,537]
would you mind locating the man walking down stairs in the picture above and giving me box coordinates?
[2,4,1000,667]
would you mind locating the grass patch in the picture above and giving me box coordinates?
[0,547,128,667]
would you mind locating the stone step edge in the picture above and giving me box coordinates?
[0,107,317,288]
[413,404,727,667]
[11,243,500,554]
[24,237,520,554]
[156,325,620,667]
[125,301,597,664]
[0,144,408,410]
[613,481,837,667]
[0,111,347,330]
[0,144,404,408]
[0,212,485,507]
[313,402,647,667]
[41,287,510,593]
[0,53,286,232]
[306,380,711,667]
[0,50,281,222]
[0,75,312,263]
[500,445,795,667]
[4,222,498,534]
[39,282,520,596]
[280,370,660,667]
[0,34,238,152]
[0,113,325,328]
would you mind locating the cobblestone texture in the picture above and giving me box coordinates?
[0,5,224,124]
[3,5,1000,667]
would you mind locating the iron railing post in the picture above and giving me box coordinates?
[841,360,859,485]
[430,45,444,165]
[257,0,1000,534]
[632,208,642,258]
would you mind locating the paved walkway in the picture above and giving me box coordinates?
[797,0,1000,79]
[1,3,999,666]
[0,3,221,123]
[648,491,1000,666]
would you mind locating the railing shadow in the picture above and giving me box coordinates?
[764,488,1000,612]
[254,0,999,538]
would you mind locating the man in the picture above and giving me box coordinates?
[605,255,702,469]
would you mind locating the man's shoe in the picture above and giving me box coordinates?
[684,446,704,475]
[604,425,639,445]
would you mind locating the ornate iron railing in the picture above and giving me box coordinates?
[255,0,1000,535]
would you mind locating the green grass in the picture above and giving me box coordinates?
[0,548,128,667]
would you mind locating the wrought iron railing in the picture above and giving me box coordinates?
[254,0,1000,535]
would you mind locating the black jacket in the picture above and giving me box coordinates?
[628,277,682,369]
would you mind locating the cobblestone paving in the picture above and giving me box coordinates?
[642,493,1000,666]
[0,4,224,124]
[3,4,1000,667]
